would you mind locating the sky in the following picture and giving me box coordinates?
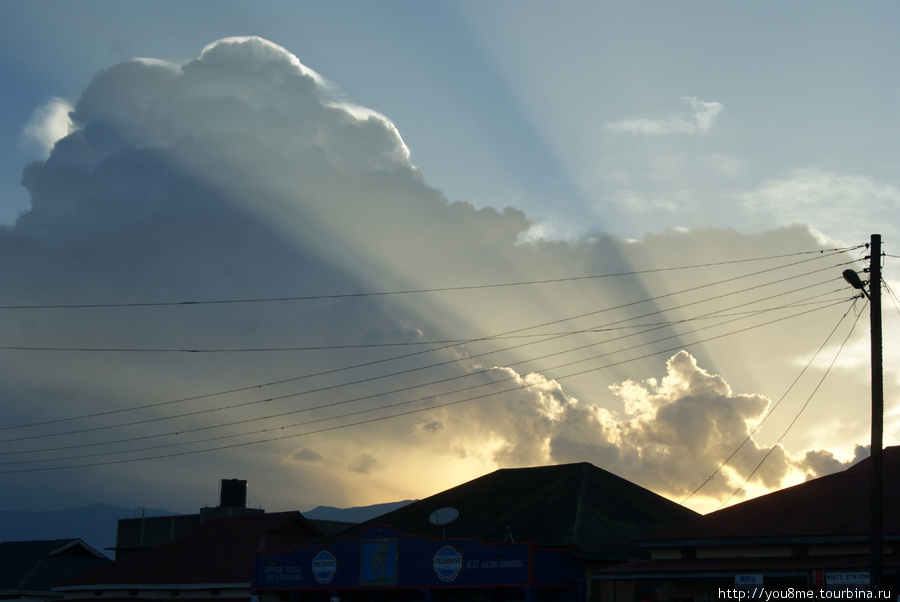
[0,1,898,517]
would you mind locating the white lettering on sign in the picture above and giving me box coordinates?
[464,559,524,570]
[264,564,303,581]
[312,551,337,584]
[433,546,462,582]
[826,572,870,586]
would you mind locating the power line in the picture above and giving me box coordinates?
[681,249,882,505]
[0,294,853,470]
[0,265,849,354]
[715,301,866,509]
[0,292,849,467]
[0,251,851,433]
[0,247,861,311]
[679,295,862,504]
[0,287,848,456]
[0,262,848,444]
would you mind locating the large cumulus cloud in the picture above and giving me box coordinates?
[0,37,878,513]
[408,350,865,510]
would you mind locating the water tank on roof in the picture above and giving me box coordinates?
[219,479,248,508]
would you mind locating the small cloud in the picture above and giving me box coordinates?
[348,453,385,475]
[516,217,585,244]
[20,97,75,157]
[607,97,723,136]
[689,97,723,132]
[796,446,867,480]
[420,421,443,434]
[293,448,325,463]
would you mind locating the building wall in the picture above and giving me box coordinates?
[698,545,790,559]
[59,585,249,601]
[114,515,201,559]
[594,579,635,602]
[650,544,791,561]
[650,542,890,560]
[808,543,872,556]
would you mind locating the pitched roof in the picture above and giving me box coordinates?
[333,462,698,562]
[0,539,109,593]
[57,512,323,588]
[637,446,900,545]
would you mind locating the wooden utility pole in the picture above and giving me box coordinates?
[869,233,883,592]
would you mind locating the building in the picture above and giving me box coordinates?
[113,479,264,560]
[0,539,110,602]
[594,447,900,601]
[55,512,325,602]
[252,462,699,602]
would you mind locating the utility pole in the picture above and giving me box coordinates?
[869,234,883,592]
[842,234,883,591]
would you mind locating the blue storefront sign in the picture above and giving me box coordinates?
[252,525,582,591]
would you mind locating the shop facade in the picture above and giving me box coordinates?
[252,525,587,602]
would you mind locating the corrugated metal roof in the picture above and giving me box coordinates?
[637,446,900,545]
[328,462,699,561]
[56,512,323,588]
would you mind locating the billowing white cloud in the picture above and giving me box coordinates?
[607,97,724,136]
[409,350,860,510]
[0,38,881,514]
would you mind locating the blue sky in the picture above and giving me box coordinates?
[0,2,897,514]
[5,2,897,239]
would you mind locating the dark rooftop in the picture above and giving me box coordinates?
[332,462,698,562]
[57,511,323,588]
[0,539,109,593]
[636,446,900,545]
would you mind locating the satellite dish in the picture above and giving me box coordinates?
[428,507,459,526]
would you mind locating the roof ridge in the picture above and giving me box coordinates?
[572,463,591,547]
[49,539,107,559]
[16,554,47,590]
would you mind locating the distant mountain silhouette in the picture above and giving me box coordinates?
[0,504,176,558]
[303,500,415,524]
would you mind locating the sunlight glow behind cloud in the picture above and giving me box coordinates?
[20,97,74,157]
[0,35,890,516]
